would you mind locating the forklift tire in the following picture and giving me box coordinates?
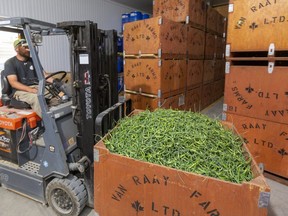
[46,175,88,216]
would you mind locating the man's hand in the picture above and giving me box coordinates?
[28,86,38,94]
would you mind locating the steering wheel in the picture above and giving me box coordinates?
[44,71,67,100]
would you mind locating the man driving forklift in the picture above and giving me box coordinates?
[3,38,71,117]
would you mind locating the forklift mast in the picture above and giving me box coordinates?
[57,20,118,163]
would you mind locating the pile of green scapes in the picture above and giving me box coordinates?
[104,109,253,184]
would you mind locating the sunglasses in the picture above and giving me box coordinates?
[15,40,28,48]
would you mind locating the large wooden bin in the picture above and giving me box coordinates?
[224,65,288,124]
[214,59,225,81]
[203,60,215,84]
[227,0,288,54]
[214,79,225,101]
[187,25,205,59]
[185,87,202,111]
[94,117,270,216]
[125,92,186,111]
[153,0,206,28]
[124,59,187,98]
[201,82,214,109]
[205,33,216,59]
[187,60,204,90]
[224,112,288,178]
[124,16,187,58]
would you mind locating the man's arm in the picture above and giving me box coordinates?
[44,72,54,83]
[7,75,37,94]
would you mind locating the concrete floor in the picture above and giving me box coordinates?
[1,98,288,216]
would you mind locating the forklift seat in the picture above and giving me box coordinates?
[1,70,31,109]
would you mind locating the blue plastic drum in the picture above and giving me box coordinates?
[117,36,123,52]
[118,76,124,92]
[142,14,150,20]
[121,13,130,31]
[129,11,143,22]
[117,56,123,73]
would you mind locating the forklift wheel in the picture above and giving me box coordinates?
[46,175,87,216]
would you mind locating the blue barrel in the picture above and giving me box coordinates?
[117,36,123,52]
[118,76,124,92]
[142,14,150,20]
[117,56,123,73]
[121,13,130,31]
[129,11,143,22]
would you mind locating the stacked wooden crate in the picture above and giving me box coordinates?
[123,16,188,110]
[223,0,288,178]
[203,5,226,109]
[123,0,226,111]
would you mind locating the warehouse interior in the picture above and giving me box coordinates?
[0,0,287,216]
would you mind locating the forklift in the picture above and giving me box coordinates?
[0,17,129,216]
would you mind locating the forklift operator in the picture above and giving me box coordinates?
[4,39,55,118]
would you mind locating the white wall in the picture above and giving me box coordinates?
[0,0,136,71]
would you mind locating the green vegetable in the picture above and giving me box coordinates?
[104,109,253,184]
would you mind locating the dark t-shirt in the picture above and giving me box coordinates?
[4,56,39,96]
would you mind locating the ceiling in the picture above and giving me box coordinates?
[112,0,153,14]
[110,0,229,14]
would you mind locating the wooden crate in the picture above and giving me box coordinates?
[224,65,288,124]
[227,0,288,54]
[213,79,225,101]
[124,59,186,98]
[94,120,270,216]
[206,6,218,33]
[153,0,206,28]
[125,92,186,111]
[216,36,226,59]
[217,12,227,37]
[187,60,203,90]
[124,16,187,58]
[224,113,288,178]
[203,60,215,84]
[201,82,214,109]
[187,25,205,59]
[185,87,201,111]
[214,59,225,81]
[204,32,216,59]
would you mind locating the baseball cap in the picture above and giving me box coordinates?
[13,39,28,48]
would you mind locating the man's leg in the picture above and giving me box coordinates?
[13,91,42,118]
